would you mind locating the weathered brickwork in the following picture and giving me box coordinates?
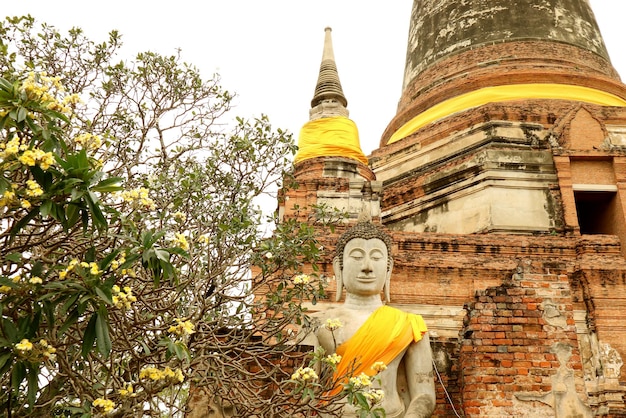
[459,273,586,417]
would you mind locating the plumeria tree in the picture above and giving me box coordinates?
[0,15,386,418]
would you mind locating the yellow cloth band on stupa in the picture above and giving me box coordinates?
[329,305,428,396]
[388,83,626,144]
[295,116,368,165]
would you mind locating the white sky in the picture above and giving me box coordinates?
[3,1,625,155]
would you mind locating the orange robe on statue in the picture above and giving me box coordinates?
[330,305,428,396]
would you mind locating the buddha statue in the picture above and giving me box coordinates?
[308,220,436,417]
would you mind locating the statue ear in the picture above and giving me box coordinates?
[333,256,343,302]
[384,257,393,303]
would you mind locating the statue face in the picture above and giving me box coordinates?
[341,238,389,297]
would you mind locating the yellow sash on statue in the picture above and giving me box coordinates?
[330,305,428,396]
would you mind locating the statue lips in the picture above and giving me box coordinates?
[356,275,377,283]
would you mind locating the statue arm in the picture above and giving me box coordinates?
[404,332,436,418]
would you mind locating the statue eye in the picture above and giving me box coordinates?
[370,251,384,261]
[349,250,364,260]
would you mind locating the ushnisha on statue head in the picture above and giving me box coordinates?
[333,211,394,303]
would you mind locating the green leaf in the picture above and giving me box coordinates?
[0,352,13,372]
[155,248,170,262]
[58,309,79,336]
[94,286,112,304]
[2,318,18,342]
[95,307,111,357]
[5,252,21,263]
[16,106,27,122]
[85,191,107,230]
[11,361,26,393]
[40,200,52,218]
[92,177,123,192]
[9,206,40,237]
[82,314,97,358]
[27,364,38,407]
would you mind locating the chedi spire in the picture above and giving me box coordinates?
[309,27,348,119]
[293,27,367,165]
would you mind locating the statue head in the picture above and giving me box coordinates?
[333,220,393,302]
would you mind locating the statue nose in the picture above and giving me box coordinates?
[362,258,373,273]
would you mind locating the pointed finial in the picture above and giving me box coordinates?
[310,27,348,109]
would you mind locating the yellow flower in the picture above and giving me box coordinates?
[173,233,189,251]
[0,190,16,207]
[119,187,156,210]
[118,383,134,397]
[0,136,21,158]
[18,150,37,166]
[112,285,135,309]
[324,318,343,331]
[59,270,68,279]
[62,93,82,105]
[168,318,195,337]
[139,366,184,383]
[25,180,44,197]
[364,389,385,406]
[21,199,31,209]
[324,353,342,366]
[29,276,43,284]
[291,366,318,383]
[89,262,101,275]
[93,398,115,413]
[15,339,33,351]
[292,274,311,285]
[371,361,387,373]
[349,373,372,389]
[0,285,11,293]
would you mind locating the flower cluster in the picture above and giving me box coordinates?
[117,188,156,210]
[348,373,372,389]
[18,148,55,170]
[29,276,43,285]
[291,366,319,383]
[173,232,189,251]
[109,254,126,271]
[1,136,55,171]
[323,353,342,366]
[292,274,310,285]
[172,211,186,223]
[112,285,136,309]
[118,383,134,397]
[14,338,57,361]
[324,318,343,331]
[371,361,387,373]
[58,259,78,279]
[74,133,102,151]
[15,339,33,351]
[168,318,195,337]
[25,181,43,198]
[20,71,81,114]
[363,388,385,406]
[83,261,101,275]
[139,366,184,383]
[38,339,57,361]
[92,398,115,413]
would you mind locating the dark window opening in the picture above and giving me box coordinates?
[575,191,617,235]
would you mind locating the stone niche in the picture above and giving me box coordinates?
[378,120,559,234]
